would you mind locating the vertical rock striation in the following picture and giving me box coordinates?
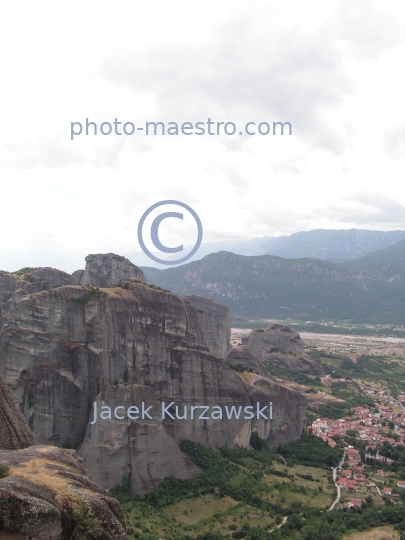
[184,295,231,358]
[0,373,36,450]
[79,384,201,495]
[0,254,308,495]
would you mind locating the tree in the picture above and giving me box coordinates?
[249,431,270,452]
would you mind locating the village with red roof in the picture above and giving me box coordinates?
[308,378,405,508]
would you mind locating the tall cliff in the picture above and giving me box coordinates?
[0,254,307,495]
[78,384,202,496]
[184,295,231,358]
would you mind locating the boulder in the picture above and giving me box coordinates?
[0,445,127,540]
[242,324,324,377]
[0,370,127,539]
[224,345,271,378]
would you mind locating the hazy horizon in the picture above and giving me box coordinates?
[1,226,404,274]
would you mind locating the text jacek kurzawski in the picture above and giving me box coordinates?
[91,402,273,424]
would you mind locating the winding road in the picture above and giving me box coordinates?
[328,449,346,511]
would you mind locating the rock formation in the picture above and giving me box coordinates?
[0,271,22,311]
[0,372,36,450]
[224,345,270,378]
[78,374,306,493]
[72,253,147,288]
[0,268,73,330]
[0,446,127,539]
[242,324,324,377]
[184,295,231,358]
[79,384,201,495]
[238,373,307,445]
[0,371,127,539]
[0,281,211,448]
[0,254,308,495]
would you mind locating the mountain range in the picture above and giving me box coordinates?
[1,229,404,273]
[227,228,405,260]
[129,229,405,269]
[141,238,405,324]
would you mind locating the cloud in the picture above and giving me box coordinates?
[0,0,405,269]
[98,8,351,152]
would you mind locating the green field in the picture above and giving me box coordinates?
[113,437,342,540]
[112,438,405,540]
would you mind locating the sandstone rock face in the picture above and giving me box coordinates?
[239,373,307,445]
[79,384,201,495]
[0,282,211,448]
[184,295,231,358]
[0,268,73,330]
[242,324,324,377]
[78,372,307,493]
[0,272,22,311]
[0,445,127,540]
[225,346,270,378]
[0,272,22,330]
[0,255,308,495]
[0,374,36,450]
[73,253,147,288]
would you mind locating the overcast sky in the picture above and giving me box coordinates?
[1,1,404,272]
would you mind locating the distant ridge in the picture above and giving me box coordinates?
[1,229,404,273]
[340,238,405,283]
[231,229,405,260]
[142,239,405,324]
[128,228,405,269]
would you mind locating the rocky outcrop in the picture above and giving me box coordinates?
[0,272,22,329]
[0,272,22,310]
[0,369,127,539]
[224,345,270,378]
[184,295,231,358]
[78,373,306,493]
[0,372,36,450]
[79,384,201,495]
[238,373,307,445]
[0,281,268,449]
[0,282,210,448]
[242,324,324,377]
[0,445,127,539]
[0,268,73,330]
[0,255,308,495]
[72,253,146,288]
